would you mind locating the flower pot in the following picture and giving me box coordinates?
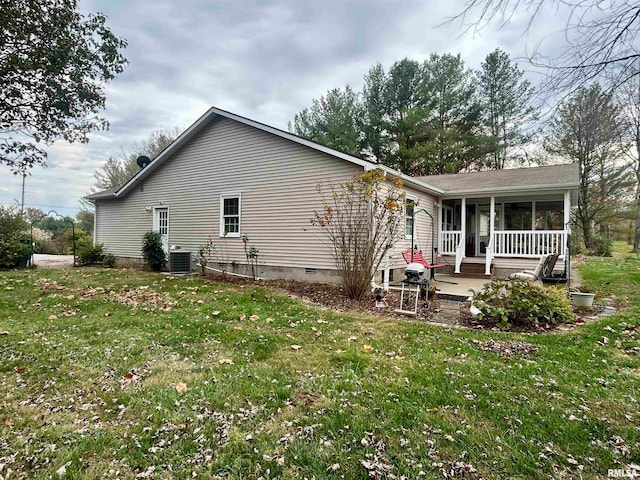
[570,292,595,309]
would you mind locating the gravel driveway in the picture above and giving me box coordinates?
[32,254,75,269]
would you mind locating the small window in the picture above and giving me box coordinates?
[405,198,416,238]
[220,194,241,237]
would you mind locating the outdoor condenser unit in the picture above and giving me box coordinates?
[168,250,191,274]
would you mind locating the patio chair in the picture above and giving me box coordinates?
[511,253,559,282]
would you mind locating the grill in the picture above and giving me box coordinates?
[393,263,430,316]
[403,263,429,285]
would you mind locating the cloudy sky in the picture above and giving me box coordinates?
[0,0,571,217]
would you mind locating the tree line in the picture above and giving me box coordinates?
[292,51,639,253]
[292,48,537,176]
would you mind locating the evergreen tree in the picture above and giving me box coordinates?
[417,53,488,175]
[293,86,362,156]
[478,48,537,169]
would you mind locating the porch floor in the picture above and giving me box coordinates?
[431,274,489,300]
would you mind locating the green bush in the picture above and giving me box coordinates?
[77,243,105,266]
[472,278,573,330]
[102,253,116,268]
[142,232,166,271]
[587,235,612,257]
[0,206,29,269]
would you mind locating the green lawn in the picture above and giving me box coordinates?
[0,259,638,479]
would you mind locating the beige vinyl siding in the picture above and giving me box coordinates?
[384,185,439,270]
[95,117,363,270]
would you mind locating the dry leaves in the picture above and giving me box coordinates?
[218,358,234,365]
[361,344,374,353]
[174,382,188,395]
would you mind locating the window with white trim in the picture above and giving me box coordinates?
[405,197,416,238]
[220,194,241,237]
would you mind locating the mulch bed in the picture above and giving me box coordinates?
[199,272,614,331]
[200,273,441,322]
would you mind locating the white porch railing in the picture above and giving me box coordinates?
[454,235,465,274]
[485,236,493,275]
[492,230,567,258]
[440,231,462,255]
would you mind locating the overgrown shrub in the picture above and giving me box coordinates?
[0,206,29,269]
[102,253,116,268]
[472,278,573,330]
[77,243,105,266]
[311,169,406,299]
[587,235,612,257]
[142,231,166,271]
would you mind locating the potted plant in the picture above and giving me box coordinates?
[569,288,596,309]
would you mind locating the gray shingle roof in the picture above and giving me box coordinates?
[415,163,579,194]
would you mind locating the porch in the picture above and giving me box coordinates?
[437,193,572,276]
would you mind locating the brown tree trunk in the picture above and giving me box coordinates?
[634,177,640,253]
[634,139,640,253]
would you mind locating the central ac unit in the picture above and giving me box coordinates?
[169,250,191,274]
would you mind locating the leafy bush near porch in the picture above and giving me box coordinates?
[473,278,573,330]
[142,231,166,271]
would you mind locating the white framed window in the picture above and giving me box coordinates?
[220,194,241,237]
[405,196,416,239]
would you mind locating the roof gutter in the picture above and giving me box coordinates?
[366,164,444,196]
[440,182,579,197]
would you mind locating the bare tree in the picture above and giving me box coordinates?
[312,169,406,299]
[546,84,632,249]
[453,1,640,95]
[619,78,640,252]
[92,128,182,191]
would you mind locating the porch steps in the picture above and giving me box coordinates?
[439,256,492,279]
[457,261,492,279]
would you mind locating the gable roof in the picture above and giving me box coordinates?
[415,163,579,196]
[87,106,444,200]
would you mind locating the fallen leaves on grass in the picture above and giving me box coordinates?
[291,345,302,351]
[473,339,539,360]
[174,382,188,395]
[361,344,374,353]
[218,358,234,364]
[107,286,176,312]
[438,460,483,479]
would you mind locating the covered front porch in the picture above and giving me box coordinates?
[437,192,572,276]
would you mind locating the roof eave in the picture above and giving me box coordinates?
[440,182,579,197]
[115,107,219,197]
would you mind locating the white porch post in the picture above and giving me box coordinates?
[486,196,495,275]
[437,202,442,253]
[456,198,466,274]
[564,190,571,257]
